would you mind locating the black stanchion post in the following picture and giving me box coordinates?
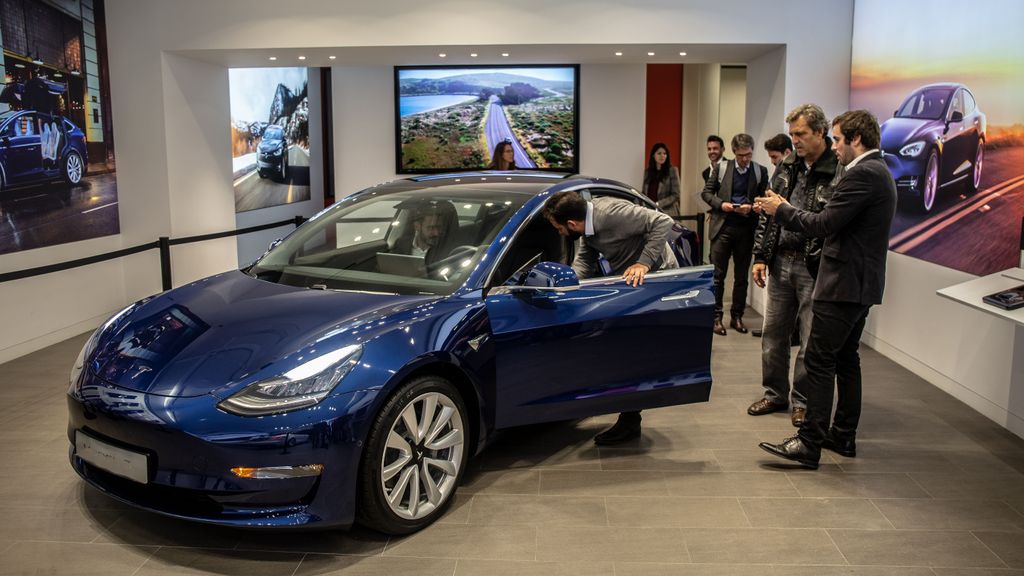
[696,213,706,264]
[158,236,172,291]
[294,215,306,228]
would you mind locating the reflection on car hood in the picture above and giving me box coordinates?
[259,139,284,151]
[880,117,936,152]
[89,271,430,397]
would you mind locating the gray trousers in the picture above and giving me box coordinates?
[760,251,815,408]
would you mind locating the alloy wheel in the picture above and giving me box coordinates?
[972,143,984,191]
[66,152,83,185]
[380,391,464,520]
[922,151,938,212]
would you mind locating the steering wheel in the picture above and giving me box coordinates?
[427,245,479,280]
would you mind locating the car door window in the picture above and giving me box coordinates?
[963,90,977,115]
[948,90,965,121]
[14,114,37,137]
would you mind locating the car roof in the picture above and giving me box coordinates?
[359,172,638,198]
[915,82,963,91]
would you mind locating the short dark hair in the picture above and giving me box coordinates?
[542,190,587,224]
[832,110,881,150]
[764,133,793,154]
[706,135,725,149]
[731,133,754,151]
[786,103,829,137]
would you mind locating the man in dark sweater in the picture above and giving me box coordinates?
[700,133,769,336]
[756,110,897,469]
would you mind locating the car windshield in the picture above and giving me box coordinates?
[263,126,283,139]
[895,88,953,120]
[248,186,531,295]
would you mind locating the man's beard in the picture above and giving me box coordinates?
[567,231,582,241]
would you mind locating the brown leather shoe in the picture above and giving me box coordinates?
[713,318,727,336]
[791,407,807,427]
[747,397,788,416]
[730,317,748,334]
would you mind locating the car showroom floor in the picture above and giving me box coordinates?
[1,322,1024,576]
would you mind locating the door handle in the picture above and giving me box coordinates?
[661,290,700,302]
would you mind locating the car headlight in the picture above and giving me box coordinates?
[900,141,925,157]
[218,344,362,416]
[68,301,143,394]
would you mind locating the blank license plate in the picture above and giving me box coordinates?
[75,431,149,484]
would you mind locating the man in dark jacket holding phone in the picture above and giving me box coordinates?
[756,110,897,469]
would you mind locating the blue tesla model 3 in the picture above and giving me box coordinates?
[67,173,715,534]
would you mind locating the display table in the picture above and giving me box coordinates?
[937,268,1024,325]
[937,268,1024,440]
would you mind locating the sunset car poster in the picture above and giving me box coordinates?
[851,0,1024,276]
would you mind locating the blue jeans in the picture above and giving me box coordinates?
[760,251,814,409]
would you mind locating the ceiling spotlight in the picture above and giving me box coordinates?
[470,53,478,58]
[329,55,337,60]
[679,51,687,56]
[614,51,623,56]
[439,53,447,58]
[648,52,655,56]
[268,56,277,61]
[501,53,509,57]
[298,55,306,60]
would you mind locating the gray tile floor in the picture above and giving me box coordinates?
[2,322,1024,575]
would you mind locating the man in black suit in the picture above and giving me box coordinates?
[700,133,769,336]
[755,110,897,469]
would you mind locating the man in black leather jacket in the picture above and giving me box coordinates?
[747,104,843,428]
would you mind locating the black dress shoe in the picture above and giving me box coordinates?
[747,397,787,416]
[822,433,857,458]
[713,318,727,336]
[758,436,820,469]
[594,418,641,445]
[730,317,748,334]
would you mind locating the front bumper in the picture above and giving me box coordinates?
[67,376,377,528]
[883,152,927,197]
[257,152,284,170]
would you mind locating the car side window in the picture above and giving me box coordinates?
[963,91,977,115]
[0,122,10,139]
[949,90,965,120]
[14,114,37,137]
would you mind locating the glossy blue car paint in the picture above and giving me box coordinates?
[67,174,714,529]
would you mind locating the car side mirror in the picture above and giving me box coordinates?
[267,238,283,252]
[496,261,580,295]
[949,111,964,124]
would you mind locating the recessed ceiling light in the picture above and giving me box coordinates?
[501,53,509,57]
[614,52,623,56]
[648,52,655,56]
[268,56,277,61]
[679,51,687,56]
[298,55,306,60]
[329,55,337,60]
[439,53,447,58]
[470,53,478,58]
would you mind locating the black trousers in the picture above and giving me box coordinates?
[797,300,870,448]
[709,221,756,319]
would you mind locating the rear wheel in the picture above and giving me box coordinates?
[357,375,468,534]
[62,150,84,186]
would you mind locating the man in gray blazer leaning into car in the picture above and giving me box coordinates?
[755,110,897,469]
[543,190,677,445]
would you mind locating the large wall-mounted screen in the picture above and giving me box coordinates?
[395,65,579,174]
[229,67,311,213]
[851,0,1024,276]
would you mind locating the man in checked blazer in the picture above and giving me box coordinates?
[699,133,769,336]
[756,110,897,469]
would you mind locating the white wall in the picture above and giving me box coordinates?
[0,0,856,364]
[718,66,748,152]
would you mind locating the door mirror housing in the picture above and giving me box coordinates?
[949,110,964,124]
[495,261,580,295]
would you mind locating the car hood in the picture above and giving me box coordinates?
[259,139,284,151]
[88,271,432,397]
[881,117,937,152]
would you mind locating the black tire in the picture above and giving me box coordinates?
[257,170,266,179]
[357,375,468,535]
[917,149,939,213]
[62,150,84,187]
[966,140,984,195]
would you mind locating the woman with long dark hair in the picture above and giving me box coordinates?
[642,142,681,217]
[488,140,517,170]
